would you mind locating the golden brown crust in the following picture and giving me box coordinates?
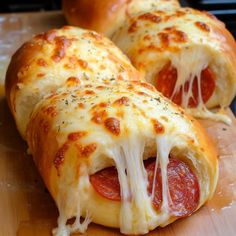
[62,0,127,36]
[209,17,236,74]
[5,26,218,234]
[190,9,236,73]
[25,78,218,229]
[112,7,236,115]
[5,42,42,116]
[188,115,219,199]
[5,26,140,139]
[62,0,180,37]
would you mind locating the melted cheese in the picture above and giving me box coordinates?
[8,26,140,139]
[31,79,201,235]
[7,25,219,236]
[112,8,236,124]
[53,165,91,236]
[109,138,157,234]
[97,135,185,234]
[127,0,180,15]
[170,47,210,108]
[52,134,187,235]
[156,135,172,224]
[24,76,208,235]
[187,107,231,124]
[169,47,231,124]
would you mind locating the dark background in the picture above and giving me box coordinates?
[0,0,235,114]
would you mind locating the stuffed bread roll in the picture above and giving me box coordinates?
[112,8,236,123]
[62,0,180,37]
[5,27,218,235]
[25,78,218,236]
[5,26,140,139]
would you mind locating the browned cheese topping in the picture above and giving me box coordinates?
[151,119,165,134]
[195,21,210,32]
[104,117,120,136]
[76,143,97,157]
[113,96,129,106]
[138,13,162,24]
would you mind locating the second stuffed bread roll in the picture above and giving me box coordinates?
[62,0,180,37]
[112,8,236,123]
[5,27,218,236]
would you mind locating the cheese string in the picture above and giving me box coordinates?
[156,135,172,219]
[109,137,158,234]
[53,165,91,236]
[167,49,231,124]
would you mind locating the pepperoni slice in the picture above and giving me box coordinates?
[198,68,216,104]
[146,157,200,217]
[89,157,200,217]
[156,62,215,108]
[155,62,178,102]
[89,166,120,201]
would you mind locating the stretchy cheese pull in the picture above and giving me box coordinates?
[5,26,218,236]
[112,8,236,123]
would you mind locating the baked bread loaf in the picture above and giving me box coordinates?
[62,0,180,37]
[5,26,140,139]
[5,26,218,236]
[112,8,236,123]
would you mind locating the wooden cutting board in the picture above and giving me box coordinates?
[0,11,236,236]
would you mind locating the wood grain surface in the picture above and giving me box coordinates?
[0,11,236,236]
